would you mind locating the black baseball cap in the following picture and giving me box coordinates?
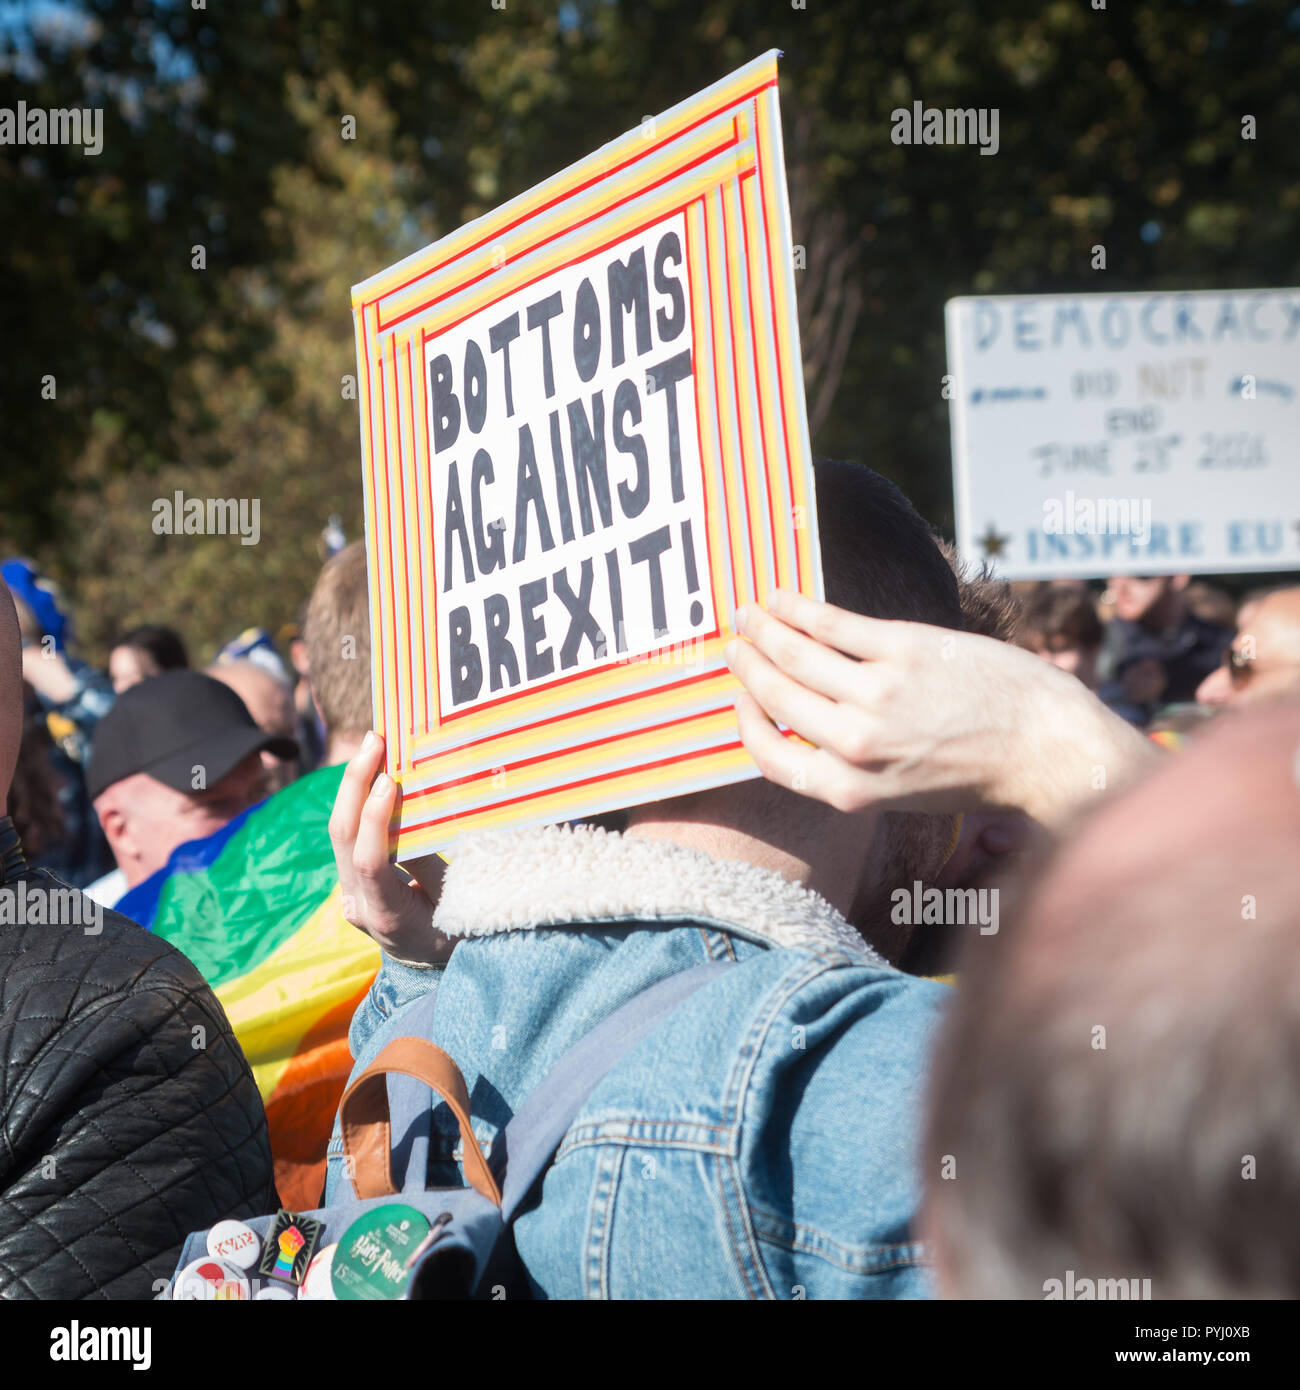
[87,669,299,800]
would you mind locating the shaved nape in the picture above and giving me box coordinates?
[0,587,24,812]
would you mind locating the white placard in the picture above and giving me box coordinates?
[425,214,710,714]
[946,289,1300,578]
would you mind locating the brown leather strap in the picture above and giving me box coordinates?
[339,1037,501,1207]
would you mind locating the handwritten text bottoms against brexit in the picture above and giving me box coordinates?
[427,214,712,713]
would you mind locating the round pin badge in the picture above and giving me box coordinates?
[331,1205,431,1301]
[206,1219,261,1271]
[299,1242,338,1300]
[254,1283,296,1300]
[172,1257,250,1300]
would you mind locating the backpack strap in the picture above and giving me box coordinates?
[493,961,732,1220]
[340,1035,502,1206]
[360,960,731,1215]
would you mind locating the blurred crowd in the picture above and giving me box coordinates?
[10,549,1297,912]
[2,472,1300,1301]
[3,553,342,901]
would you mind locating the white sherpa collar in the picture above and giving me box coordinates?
[433,823,883,965]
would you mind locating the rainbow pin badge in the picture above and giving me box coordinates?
[257,1209,324,1286]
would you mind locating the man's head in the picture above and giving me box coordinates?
[1196,586,1300,709]
[925,699,1300,1298]
[1108,573,1188,626]
[304,542,372,764]
[626,459,966,961]
[208,660,300,791]
[108,624,189,694]
[1015,585,1103,689]
[0,587,23,815]
[89,670,298,887]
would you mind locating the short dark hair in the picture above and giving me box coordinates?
[113,624,189,673]
[813,459,964,630]
[936,539,1020,642]
[1016,584,1102,652]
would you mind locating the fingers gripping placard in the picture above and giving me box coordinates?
[353,51,820,857]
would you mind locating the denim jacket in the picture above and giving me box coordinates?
[325,825,948,1298]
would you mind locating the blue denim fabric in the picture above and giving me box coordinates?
[326,920,948,1299]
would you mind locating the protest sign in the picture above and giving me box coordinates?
[352,51,818,857]
[946,289,1300,579]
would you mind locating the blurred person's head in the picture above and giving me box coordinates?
[304,541,372,765]
[88,670,297,887]
[286,601,316,715]
[108,624,189,694]
[208,659,300,791]
[925,698,1300,1298]
[626,459,967,963]
[1183,580,1237,631]
[1015,585,1103,689]
[1196,586,1300,710]
[1109,573,1189,627]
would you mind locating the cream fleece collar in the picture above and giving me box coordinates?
[433,823,883,965]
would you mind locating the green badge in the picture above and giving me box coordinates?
[331,1205,431,1301]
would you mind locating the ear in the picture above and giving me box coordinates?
[936,810,1038,892]
[1170,574,1191,594]
[95,801,134,866]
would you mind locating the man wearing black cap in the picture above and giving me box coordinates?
[0,590,278,1297]
[88,669,298,897]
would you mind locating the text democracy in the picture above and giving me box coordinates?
[971,291,1300,354]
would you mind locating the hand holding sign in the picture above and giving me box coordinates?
[328,732,451,964]
[727,589,1155,828]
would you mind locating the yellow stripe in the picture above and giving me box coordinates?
[398,745,756,855]
[352,52,779,308]
[215,887,380,1100]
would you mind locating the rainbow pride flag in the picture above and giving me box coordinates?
[117,764,379,1208]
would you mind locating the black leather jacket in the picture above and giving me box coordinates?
[0,860,278,1298]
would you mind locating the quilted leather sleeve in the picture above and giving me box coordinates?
[0,879,278,1300]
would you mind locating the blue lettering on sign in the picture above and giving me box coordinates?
[1227,521,1286,556]
[1139,296,1167,345]
[1013,302,1042,351]
[1045,533,1073,559]
[1053,304,1091,349]
[1245,292,1271,341]
[1100,301,1131,348]
[1020,522,1210,566]
[974,300,1000,350]
[1174,297,1203,343]
[970,386,1048,405]
[971,293,1300,352]
[1213,298,1243,341]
